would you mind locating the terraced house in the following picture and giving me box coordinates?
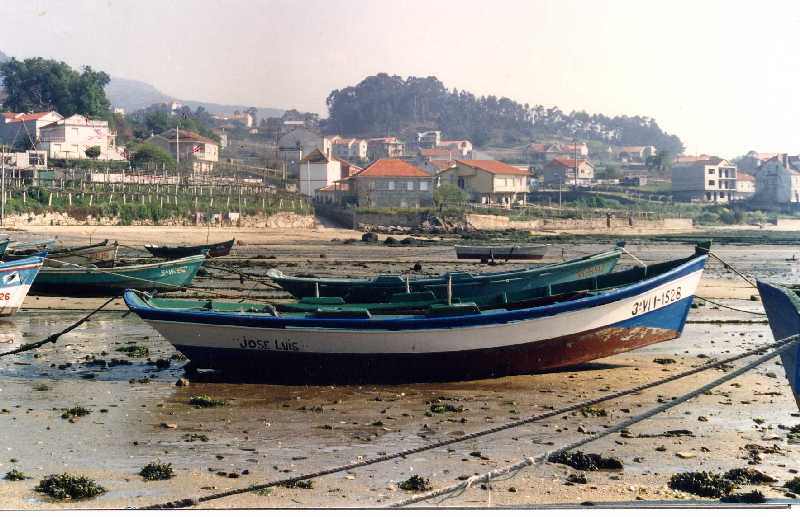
[346,159,432,208]
[437,159,530,205]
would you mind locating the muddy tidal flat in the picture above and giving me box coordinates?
[0,227,799,508]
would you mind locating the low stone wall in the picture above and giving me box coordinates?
[775,218,800,230]
[314,205,428,230]
[1,211,315,229]
[466,213,693,232]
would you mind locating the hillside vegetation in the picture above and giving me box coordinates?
[323,73,684,154]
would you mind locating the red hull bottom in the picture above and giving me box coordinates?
[178,326,679,385]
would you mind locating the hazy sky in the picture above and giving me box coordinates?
[1,0,798,157]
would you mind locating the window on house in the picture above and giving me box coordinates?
[708,168,715,174]
[407,181,414,190]
[388,181,395,190]
[708,180,715,186]
[369,181,375,190]
[457,177,466,189]
[420,181,429,191]
[719,192,725,198]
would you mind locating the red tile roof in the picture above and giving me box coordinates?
[158,128,217,145]
[456,159,529,176]
[354,159,429,178]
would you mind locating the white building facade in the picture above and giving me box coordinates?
[299,148,341,197]
[39,115,126,160]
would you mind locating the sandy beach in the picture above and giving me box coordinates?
[0,224,797,508]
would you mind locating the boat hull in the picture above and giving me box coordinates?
[145,239,234,259]
[31,255,205,296]
[6,240,118,267]
[455,244,549,261]
[0,256,44,316]
[755,281,800,410]
[128,258,704,383]
[270,250,621,303]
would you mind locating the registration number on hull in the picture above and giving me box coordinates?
[631,287,682,316]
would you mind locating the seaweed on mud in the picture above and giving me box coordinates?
[785,477,800,494]
[668,471,736,498]
[139,461,175,481]
[189,395,225,408]
[4,468,29,481]
[115,345,150,358]
[32,384,50,392]
[429,402,463,414]
[35,473,106,500]
[183,433,209,442]
[279,479,313,489]
[787,424,800,443]
[720,490,766,504]
[580,407,608,417]
[723,468,776,485]
[566,473,588,484]
[548,451,623,471]
[61,406,91,420]
[398,475,432,491]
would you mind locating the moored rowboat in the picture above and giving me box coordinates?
[267,247,622,303]
[754,281,800,410]
[145,239,235,259]
[455,243,550,261]
[0,256,45,316]
[5,239,118,268]
[124,243,709,383]
[31,254,206,296]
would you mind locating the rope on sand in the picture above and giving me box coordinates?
[139,333,800,509]
[694,295,765,316]
[386,334,800,508]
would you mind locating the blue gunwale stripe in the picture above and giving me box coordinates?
[124,254,707,331]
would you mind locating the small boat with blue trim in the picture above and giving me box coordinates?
[266,247,623,303]
[0,255,45,316]
[754,281,800,409]
[124,243,709,383]
[31,254,206,296]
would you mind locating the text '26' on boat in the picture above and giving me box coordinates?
[123,242,710,384]
[266,246,623,304]
[0,256,44,316]
[754,281,800,410]
[31,254,206,296]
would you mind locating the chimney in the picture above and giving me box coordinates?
[783,153,789,168]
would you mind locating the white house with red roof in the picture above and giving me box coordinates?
[542,158,595,187]
[40,114,126,161]
[0,111,63,148]
[344,158,432,208]
[671,157,737,203]
[147,128,219,171]
[438,159,530,205]
[366,137,405,160]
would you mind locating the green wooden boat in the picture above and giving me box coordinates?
[31,254,206,296]
[266,247,623,303]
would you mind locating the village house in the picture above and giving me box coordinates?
[277,128,332,162]
[331,137,368,160]
[736,172,756,198]
[298,148,341,196]
[527,142,587,162]
[753,154,800,205]
[367,137,405,159]
[617,145,656,163]
[437,159,530,205]
[39,114,126,161]
[0,150,48,169]
[417,131,441,148]
[737,151,777,175]
[542,158,595,186]
[147,128,219,172]
[314,157,362,204]
[344,158,432,208]
[0,111,63,148]
[671,157,737,203]
[439,139,473,159]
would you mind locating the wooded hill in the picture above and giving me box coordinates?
[323,73,684,154]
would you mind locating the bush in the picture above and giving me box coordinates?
[35,473,106,500]
[130,142,176,168]
[189,395,225,408]
[139,461,174,481]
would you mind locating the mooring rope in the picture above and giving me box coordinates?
[139,333,800,509]
[693,295,765,316]
[0,296,119,357]
[387,335,800,508]
[696,247,758,288]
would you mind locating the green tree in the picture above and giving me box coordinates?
[0,57,110,117]
[433,183,468,207]
[130,143,176,168]
[84,146,101,159]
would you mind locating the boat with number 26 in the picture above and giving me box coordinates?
[124,243,710,384]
